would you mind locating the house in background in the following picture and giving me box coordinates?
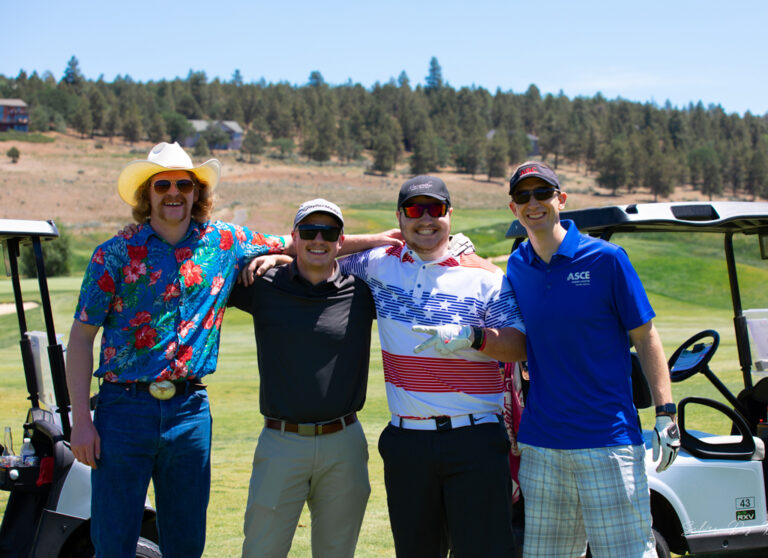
[181,120,244,150]
[0,99,29,132]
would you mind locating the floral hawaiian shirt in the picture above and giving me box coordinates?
[74,220,284,383]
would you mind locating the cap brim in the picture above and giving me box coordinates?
[117,159,221,206]
[399,192,450,206]
[510,173,559,194]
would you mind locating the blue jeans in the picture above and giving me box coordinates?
[91,382,212,558]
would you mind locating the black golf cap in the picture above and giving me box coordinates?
[509,162,561,195]
[398,175,451,208]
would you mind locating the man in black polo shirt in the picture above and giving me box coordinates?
[228,199,376,558]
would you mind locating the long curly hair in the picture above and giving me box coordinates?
[131,171,215,224]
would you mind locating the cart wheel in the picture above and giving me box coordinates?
[653,528,671,558]
[135,537,161,558]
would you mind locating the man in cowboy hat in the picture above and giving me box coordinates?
[65,141,289,557]
[65,142,399,557]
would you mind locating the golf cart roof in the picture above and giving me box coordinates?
[505,201,768,239]
[0,219,59,243]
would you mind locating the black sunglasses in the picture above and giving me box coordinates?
[401,203,448,219]
[296,224,342,241]
[511,187,560,205]
[152,178,196,195]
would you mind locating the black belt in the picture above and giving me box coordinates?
[108,380,207,400]
[265,413,357,436]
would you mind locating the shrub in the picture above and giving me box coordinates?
[6,146,20,163]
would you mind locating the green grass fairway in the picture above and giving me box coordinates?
[2,223,768,556]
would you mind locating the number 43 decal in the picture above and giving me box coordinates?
[736,497,755,510]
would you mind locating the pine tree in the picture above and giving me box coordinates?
[425,57,443,91]
[241,130,267,163]
[62,55,84,88]
[486,129,509,180]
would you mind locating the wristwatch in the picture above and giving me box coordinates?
[655,403,677,416]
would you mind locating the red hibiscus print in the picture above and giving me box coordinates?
[78,308,88,322]
[177,344,194,363]
[220,230,234,251]
[210,275,225,295]
[163,283,181,301]
[92,248,105,265]
[235,226,247,242]
[173,361,189,378]
[129,311,152,327]
[127,245,148,261]
[111,297,124,312]
[149,270,162,285]
[104,371,118,382]
[104,347,116,363]
[179,320,195,338]
[175,247,193,263]
[214,307,225,329]
[203,308,216,329]
[165,341,178,360]
[97,272,115,293]
[123,260,147,283]
[134,325,157,350]
[180,260,203,287]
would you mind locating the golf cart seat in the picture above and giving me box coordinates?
[679,397,765,461]
[694,434,766,461]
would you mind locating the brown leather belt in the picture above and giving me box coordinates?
[264,413,357,436]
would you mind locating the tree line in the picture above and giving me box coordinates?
[2,56,768,200]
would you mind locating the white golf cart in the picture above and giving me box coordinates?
[506,202,768,557]
[0,219,161,557]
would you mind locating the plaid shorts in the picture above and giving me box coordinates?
[518,443,656,558]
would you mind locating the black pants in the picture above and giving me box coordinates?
[378,421,518,558]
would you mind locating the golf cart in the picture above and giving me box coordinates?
[506,201,768,557]
[0,219,161,557]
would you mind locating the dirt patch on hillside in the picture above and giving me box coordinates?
[0,132,722,235]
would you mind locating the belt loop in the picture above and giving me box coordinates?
[280,420,285,434]
[340,416,347,431]
[398,416,403,428]
[469,413,476,426]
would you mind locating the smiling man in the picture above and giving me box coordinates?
[228,199,376,558]
[65,142,287,558]
[505,161,679,558]
[338,176,527,557]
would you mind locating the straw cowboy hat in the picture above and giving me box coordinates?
[117,142,221,206]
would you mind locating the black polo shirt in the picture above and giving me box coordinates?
[228,261,376,423]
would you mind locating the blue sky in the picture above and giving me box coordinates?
[3,0,767,115]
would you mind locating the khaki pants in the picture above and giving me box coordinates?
[242,420,370,558]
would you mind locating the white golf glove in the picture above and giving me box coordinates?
[413,324,473,355]
[449,233,475,256]
[652,415,680,472]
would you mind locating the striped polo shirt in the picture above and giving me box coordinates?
[340,244,525,419]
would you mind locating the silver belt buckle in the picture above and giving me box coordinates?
[149,380,176,400]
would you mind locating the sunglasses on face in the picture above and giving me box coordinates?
[296,224,342,241]
[400,203,448,219]
[511,187,560,205]
[152,179,196,195]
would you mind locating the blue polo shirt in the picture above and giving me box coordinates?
[506,220,655,449]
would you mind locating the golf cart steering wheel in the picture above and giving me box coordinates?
[667,330,720,383]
